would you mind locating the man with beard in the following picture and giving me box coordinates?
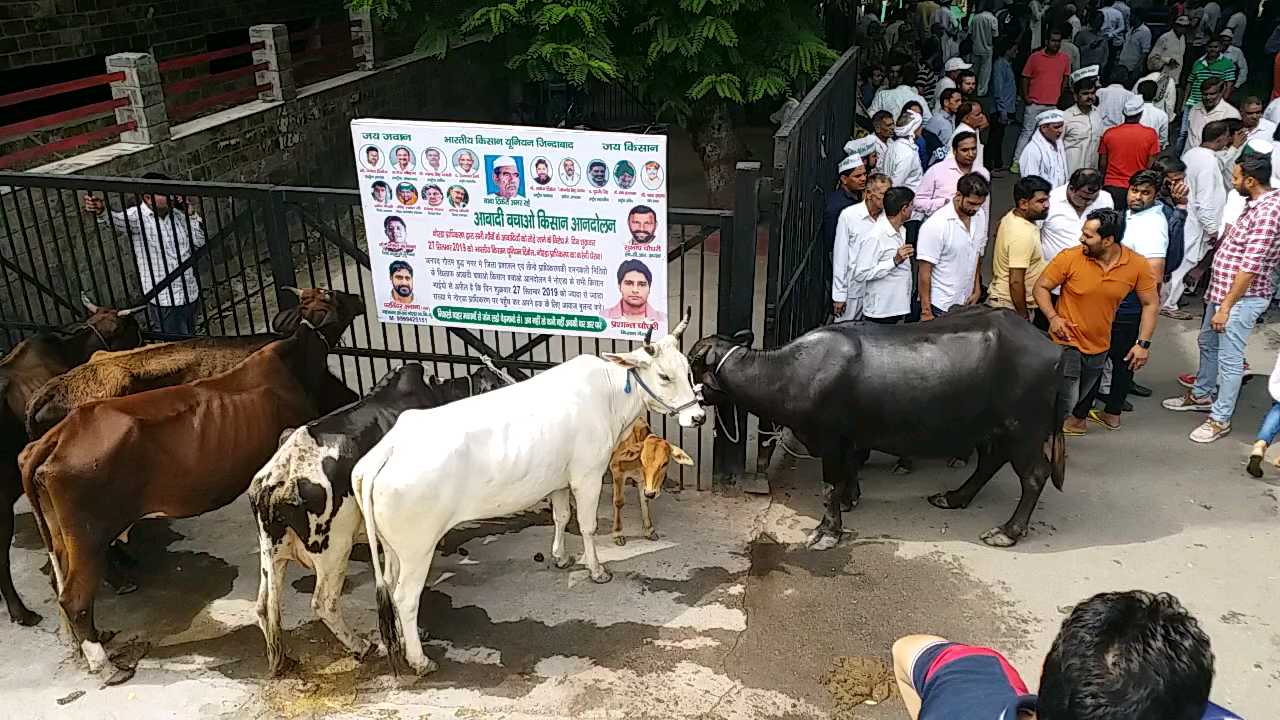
[917,172,990,320]
[1077,170,1168,431]
[447,185,469,208]
[388,260,415,305]
[1164,147,1280,443]
[491,155,522,198]
[1018,109,1069,188]
[533,158,553,185]
[588,160,609,187]
[627,205,658,244]
[989,175,1052,323]
[364,146,381,168]
[1035,207,1157,434]
[1063,67,1104,173]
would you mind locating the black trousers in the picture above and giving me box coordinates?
[1103,185,1128,212]
[987,113,1008,170]
[867,314,905,324]
[1073,314,1141,417]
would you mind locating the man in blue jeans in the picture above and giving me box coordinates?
[1163,145,1280,443]
[891,590,1242,720]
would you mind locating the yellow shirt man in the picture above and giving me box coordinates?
[988,212,1047,315]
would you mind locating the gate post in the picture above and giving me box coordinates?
[712,161,762,486]
[265,188,300,310]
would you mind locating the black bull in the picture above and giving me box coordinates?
[690,307,1067,548]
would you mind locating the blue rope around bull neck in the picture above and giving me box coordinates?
[624,371,632,394]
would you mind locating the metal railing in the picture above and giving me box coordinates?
[764,45,860,348]
[0,170,763,489]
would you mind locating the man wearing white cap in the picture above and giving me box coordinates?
[491,156,521,198]
[935,57,973,110]
[844,135,881,172]
[1099,95,1160,208]
[1019,109,1069,188]
[1218,29,1247,88]
[823,153,869,267]
[832,163,889,321]
[1063,66,1104,173]
[1014,27,1072,169]
[882,112,925,192]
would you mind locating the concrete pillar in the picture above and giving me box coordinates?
[350,8,374,70]
[106,52,169,144]
[250,24,297,102]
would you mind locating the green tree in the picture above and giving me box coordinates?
[351,0,837,205]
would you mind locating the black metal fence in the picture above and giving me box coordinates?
[764,46,860,348]
[0,169,763,489]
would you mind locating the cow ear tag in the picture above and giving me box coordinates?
[624,371,633,394]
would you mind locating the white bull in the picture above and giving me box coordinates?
[352,313,704,676]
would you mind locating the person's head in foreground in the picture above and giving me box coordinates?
[891,590,1235,720]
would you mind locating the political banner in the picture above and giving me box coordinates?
[351,119,669,341]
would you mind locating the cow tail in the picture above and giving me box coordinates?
[19,436,65,596]
[1049,356,1067,492]
[355,442,405,675]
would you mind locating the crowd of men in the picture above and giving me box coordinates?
[835,0,1280,451]
[829,4,1278,714]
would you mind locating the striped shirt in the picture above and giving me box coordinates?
[1185,56,1236,107]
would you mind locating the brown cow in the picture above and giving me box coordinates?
[0,296,144,626]
[21,321,341,680]
[25,287,364,439]
[608,418,693,546]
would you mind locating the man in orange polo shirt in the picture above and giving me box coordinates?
[1033,208,1160,435]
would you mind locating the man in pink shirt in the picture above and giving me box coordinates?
[1014,28,1072,169]
[914,131,990,217]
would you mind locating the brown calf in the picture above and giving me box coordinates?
[0,296,144,626]
[608,418,693,546]
[20,322,339,680]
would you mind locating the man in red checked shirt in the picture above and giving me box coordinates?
[1163,144,1280,443]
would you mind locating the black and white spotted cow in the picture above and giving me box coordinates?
[249,361,512,676]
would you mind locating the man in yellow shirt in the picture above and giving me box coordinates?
[989,176,1053,324]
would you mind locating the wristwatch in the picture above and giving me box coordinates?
[1136,339,1152,349]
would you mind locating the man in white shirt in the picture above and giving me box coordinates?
[1019,108,1069,188]
[1241,97,1277,143]
[935,57,972,110]
[81,173,206,335]
[1163,119,1232,318]
[1185,77,1239,151]
[917,172,991,319]
[1217,29,1247,87]
[1149,15,1190,76]
[870,66,933,122]
[1096,72,1136,128]
[882,112,925,191]
[970,1,1000,96]
[1264,96,1280,126]
[1063,67,1105,172]
[853,186,916,323]
[1224,1,1247,47]
[832,173,891,320]
[1040,168,1114,263]
[1135,77,1171,147]
[1200,0,1222,37]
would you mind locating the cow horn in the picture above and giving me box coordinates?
[282,286,303,298]
[117,303,148,317]
[671,307,691,338]
[642,325,654,352]
[81,293,102,313]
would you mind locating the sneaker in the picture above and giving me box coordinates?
[1129,382,1152,397]
[1160,307,1195,320]
[1189,419,1231,443]
[1178,362,1249,389]
[1162,392,1212,412]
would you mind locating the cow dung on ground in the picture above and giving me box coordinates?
[821,655,896,718]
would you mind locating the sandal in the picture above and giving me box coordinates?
[1062,423,1087,436]
[1087,409,1120,430]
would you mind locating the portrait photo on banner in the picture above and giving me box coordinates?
[486,155,526,198]
[453,148,478,176]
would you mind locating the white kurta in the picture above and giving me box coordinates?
[1018,131,1068,188]
[1063,105,1103,173]
[831,202,880,319]
[851,216,914,318]
[1140,103,1170,148]
[882,138,923,191]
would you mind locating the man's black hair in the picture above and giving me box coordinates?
[956,172,990,199]
[616,259,652,285]
[1069,167,1104,191]
[1237,151,1273,187]
[629,204,657,219]
[383,215,405,232]
[956,100,981,123]
[939,88,962,105]
[956,69,977,84]
[882,187,915,216]
[1086,207,1126,245]
[1039,591,1213,720]
[952,131,978,152]
[589,160,608,171]
[1128,169,1163,190]
[871,110,894,127]
[1202,119,1232,145]
[1151,155,1186,174]
[1201,77,1226,95]
[389,260,413,276]
[1137,80,1157,102]
[1014,175,1052,202]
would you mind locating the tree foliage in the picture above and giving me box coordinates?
[350,0,838,125]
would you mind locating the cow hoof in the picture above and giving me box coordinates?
[553,554,574,570]
[928,492,965,510]
[412,658,439,677]
[10,608,42,627]
[979,527,1018,547]
[891,461,913,475]
[353,640,377,662]
[590,568,613,584]
[805,529,839,551]
[645,529,659,541]
[270,655,299,677]
[613,535,627,546]
[98,630,118,644]
[947,456,968,468]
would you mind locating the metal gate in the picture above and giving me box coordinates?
[0,171,762,489]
